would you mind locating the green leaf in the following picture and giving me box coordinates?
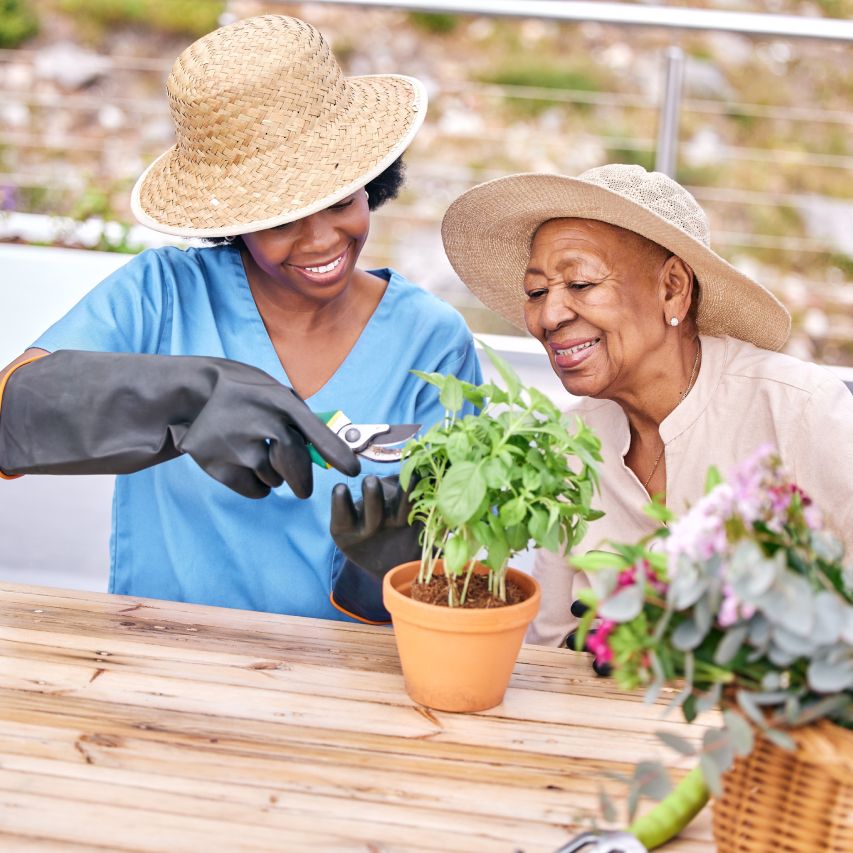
[477,338,521,400]
[704,465,723,494]
[643,498,675,524]
[499,496,527,527]
[439,374,464,413]
[570,550,627,572]
[522,467,541,492]
[482,457,510,488]
[436,462,486,526]
[444,534,470,574]
[446,431,471,464]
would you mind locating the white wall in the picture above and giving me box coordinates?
[0,244,131,590]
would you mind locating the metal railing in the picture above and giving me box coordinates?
[1,0,852,360]
[299,0,853,176]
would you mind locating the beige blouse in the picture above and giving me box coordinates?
[528,334,853,647]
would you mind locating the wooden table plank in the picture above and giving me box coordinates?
[0,582,715,851]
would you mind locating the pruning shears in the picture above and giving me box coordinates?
[309,410,420,468]
[553,831,648,853]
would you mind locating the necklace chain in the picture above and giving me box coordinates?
[642,343,701,490]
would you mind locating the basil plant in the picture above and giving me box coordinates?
[399,341,603,606]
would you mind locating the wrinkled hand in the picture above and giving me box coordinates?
[564,600,612,677]
[330,475,422,578]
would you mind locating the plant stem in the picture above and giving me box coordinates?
[460,559,475,605]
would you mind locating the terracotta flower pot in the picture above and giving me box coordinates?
[382,560,541,712]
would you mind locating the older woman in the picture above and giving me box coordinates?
[440,163,853,647]
[0,15,480,623]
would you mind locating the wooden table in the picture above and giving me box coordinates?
[0,582,716,852]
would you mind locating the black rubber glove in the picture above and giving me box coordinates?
[329,475,422,623]
[0,350,360,499]
[564,600,612,677]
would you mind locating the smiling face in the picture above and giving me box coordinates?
[240,189,370,306]
[523,218,677,400]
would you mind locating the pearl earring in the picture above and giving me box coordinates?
[669,317,679,327]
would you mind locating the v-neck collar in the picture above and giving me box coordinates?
[227,246,397,407]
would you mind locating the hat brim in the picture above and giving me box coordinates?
[131,74,427,238]
[441,173,790,352]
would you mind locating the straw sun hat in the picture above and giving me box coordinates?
[441,164,791,351]
[131,15,427,238]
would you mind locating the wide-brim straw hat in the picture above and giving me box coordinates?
[131,15,427,238]
[441,164,791,351]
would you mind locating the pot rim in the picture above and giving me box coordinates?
[382,559,541,633]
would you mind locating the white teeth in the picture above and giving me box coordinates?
[557,339,598,356]
[304,255,343,274]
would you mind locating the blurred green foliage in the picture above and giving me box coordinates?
[408,12,458,34]
[0,0,39,47]
[55,0,223,38]
[480,62,605,116]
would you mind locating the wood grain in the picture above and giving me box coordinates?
[0,582,716,852]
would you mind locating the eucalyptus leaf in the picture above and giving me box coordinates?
[699,754,723,797]
[757,572,814,636]
[807,650,853,692]
[599,582,645,622]
[672,617,707,651]
[714,624,748,665]
[722,710,755,756]
[655,731,697,756]
[634,761,672,800]
[728,539,778,600]
[809,591,845,645]
[598,786,618,824]
[703,726,735,775]
[810,529,845,563]
[736,690,768,730]
[763,728,797,752]
[695,682,722,714]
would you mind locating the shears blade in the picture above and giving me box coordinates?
[310,410,420,466]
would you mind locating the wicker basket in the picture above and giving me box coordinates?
[712,719,853,852]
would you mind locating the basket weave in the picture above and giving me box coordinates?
[713,720,853,852]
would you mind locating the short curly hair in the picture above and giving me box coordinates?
[205,157,406,246]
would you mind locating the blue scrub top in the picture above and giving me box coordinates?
[31,245,482,619]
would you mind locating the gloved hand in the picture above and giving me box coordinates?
[564,600,612,677]
[0,350,360,499]
[329,475,422,623]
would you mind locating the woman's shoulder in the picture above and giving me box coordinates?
[715,335,844,396]
[381,268,472,331]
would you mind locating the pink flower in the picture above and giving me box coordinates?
[587,619,616,664]
[717,582,755,627]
